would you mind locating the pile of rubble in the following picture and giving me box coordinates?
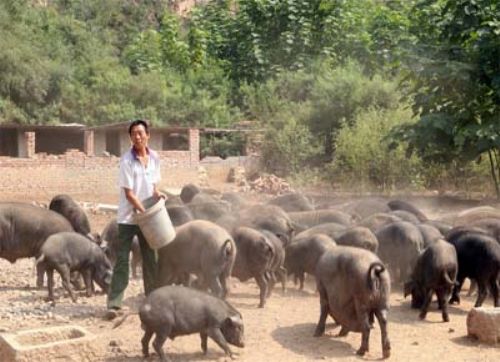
[227,167,249,189]
[248,174,292,195]
[227,167,292,195]
[197,166,209,188]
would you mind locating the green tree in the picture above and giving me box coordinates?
[190,0,415,86]
[240,61,400,161]
[123,29,163,74]
[392,0,500,196]
[308,62,399,159]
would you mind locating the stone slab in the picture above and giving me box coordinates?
[467,307,500,344]
[0,325,98,361]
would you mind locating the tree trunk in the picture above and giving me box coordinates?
[488,149,500,199]
[494,148,500,191]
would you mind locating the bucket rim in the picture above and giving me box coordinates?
[133,198,165,222]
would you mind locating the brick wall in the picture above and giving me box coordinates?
[0,149,243,202]
[189,128,200,163]
[25,132,35,158]
[84,130,94,156]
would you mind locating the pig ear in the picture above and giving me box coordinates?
[260,238,272,251]
[100,240,109,251]
[92,232,102,244]
[276,233,288,245]
[227,315,243,327]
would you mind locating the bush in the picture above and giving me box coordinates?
[308,61,400,158]
[200,133,246,159]
[330,105,424,191]
[260,111,320,177]
[329,105,494,194]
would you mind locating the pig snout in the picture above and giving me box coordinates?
[95,268,112,293]
[221,315,245,348]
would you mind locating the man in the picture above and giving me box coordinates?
[105,119,164,320]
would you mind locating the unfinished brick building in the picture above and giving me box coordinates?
[0,122,200,166]
[0,122,202,196]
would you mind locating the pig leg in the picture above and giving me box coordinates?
[131,238,141,279]
[156,263,176,288]
[82,269,94,297]
[191,274,205,289]
[219,271,231,299]
[255,273,268,308]
[449,275,464,305]
[90,277,96,295]
[436,289,450,322]
[200,331,208,354]
[141,328,154,357]
[70,272,85,290]
[46,268,55,302]
[152,328,170,362]
[131,252,140,279]
[437,290,444,310]
[292,272,305,289]
[467,279,477,296]
[419,289,433,320]
[375,308,391,359]
[298,272,305,291]
[56,264,77,302]
[354,300,371,356]
[266,272,276,297]
[208,275,224,298]
[337,326,349,337]
[183,273,195,287]
[489,276,499,307]
[277,266,287,293]
[474,280,488,307]
[207,327,232,357]
[36,262,46,288]
[313,282,329,337]
[219,275,229,299]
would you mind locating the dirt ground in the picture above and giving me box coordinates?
[0,187,499,362]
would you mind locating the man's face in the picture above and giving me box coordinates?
[130,124,149,149]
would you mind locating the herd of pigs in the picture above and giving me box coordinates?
[1,183,500,361]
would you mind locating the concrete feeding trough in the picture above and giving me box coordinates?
[467,307,500,344]
[0,325,97,361]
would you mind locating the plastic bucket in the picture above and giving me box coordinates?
[133,196,176,250]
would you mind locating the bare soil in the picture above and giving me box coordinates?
[0,188,498,362]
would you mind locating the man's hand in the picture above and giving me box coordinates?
[125,188,146,213]
[153,190,167,200]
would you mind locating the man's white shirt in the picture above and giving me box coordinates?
[117,148,161,224]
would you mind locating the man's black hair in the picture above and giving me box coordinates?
[128,119,149,135]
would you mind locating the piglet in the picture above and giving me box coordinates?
[114,285,244,361]
[37,231,112,304]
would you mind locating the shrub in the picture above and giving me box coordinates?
[200,133,246,159]
[308,61,400,159]
[330,105,424,191]
[260,111,320,177]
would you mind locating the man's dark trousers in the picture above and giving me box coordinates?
[107,223,157,309]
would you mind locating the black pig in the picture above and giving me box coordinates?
[37,231,112,303]
[404,239,457,322]
[115,285,244,361]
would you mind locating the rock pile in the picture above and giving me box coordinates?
[249,174,292,195]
